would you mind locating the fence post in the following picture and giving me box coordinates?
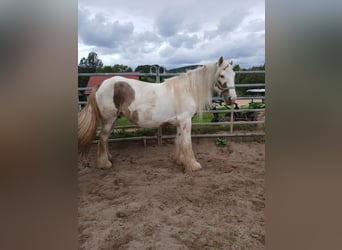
[230,109,234,133]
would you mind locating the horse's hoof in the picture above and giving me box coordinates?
[184,161,202,173]
[97,161,112,169]
[108,154,113,162]
[174,158,183,166]
[191,162,202,171]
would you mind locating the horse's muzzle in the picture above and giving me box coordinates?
[222,92,236,105]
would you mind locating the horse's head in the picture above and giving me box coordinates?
[215,56,237,105]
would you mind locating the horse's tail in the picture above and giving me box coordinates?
[78,85,101,155]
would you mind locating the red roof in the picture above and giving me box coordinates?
[85,73,139,94]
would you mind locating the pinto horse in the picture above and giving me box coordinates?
[78,56,237,173]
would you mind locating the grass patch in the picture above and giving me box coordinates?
[216,137,227,147]
[114,113,214,126]
[115,116,134,126]
[192,113,213,123]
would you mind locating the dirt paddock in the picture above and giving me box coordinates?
[78,138,265,249]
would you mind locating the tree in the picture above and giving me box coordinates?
[134,65,151,73]
[134,64,166,82]
[79,51,103,69]
[234,64,265,96]
[233,64,241,71]
[97,64,133,73]
[78,52,104,91]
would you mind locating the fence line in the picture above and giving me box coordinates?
[78,70,264,77]
[78,70,265,143]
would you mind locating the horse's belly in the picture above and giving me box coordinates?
[126,91,178,127]
[135,112,177,128]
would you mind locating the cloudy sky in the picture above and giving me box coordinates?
[78,0,264,70]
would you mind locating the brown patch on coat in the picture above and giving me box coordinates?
[113,81,140,124]
[113,81,135,109]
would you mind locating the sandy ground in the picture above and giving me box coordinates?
[78,138,265,250]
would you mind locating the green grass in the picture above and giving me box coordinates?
[192,113,213,123]
[114,113,213,126]
[115,116,134,126]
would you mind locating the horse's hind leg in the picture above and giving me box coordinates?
[79,150,91,169]
[97,116,116,169]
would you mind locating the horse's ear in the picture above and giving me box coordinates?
[229,60,233,65]
[218,56,224,66]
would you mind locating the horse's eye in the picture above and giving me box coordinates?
[220,75,224,78]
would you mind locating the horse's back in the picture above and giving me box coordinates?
[95,76,166,113]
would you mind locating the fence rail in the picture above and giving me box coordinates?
[78,70,265,143]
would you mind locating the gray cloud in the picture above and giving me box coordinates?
[135,31,162,53]
[218,8,250,32]
[243,18,265,32]
[204,8,251,40]
[155,10,184,37]
[164,31,265,68]
[78,8,134,48]
[168,33,200,49]
[154,6,201,38]
[78,0,265,69]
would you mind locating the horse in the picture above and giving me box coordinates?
[78,56,237,173]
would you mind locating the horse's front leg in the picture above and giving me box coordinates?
[176,119,202,173]
[174,125,183,165]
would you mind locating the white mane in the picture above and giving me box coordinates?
[168,62,218,118]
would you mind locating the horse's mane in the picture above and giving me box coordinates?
[167,62,218,118]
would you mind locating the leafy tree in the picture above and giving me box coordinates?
[134,64,151,73]
[233,64,241,71]
[235,64,265,96]
[99,66,113,73]
[113,64,133,72]
[79,51,103,69]
[78,52,104,102]
[134,64,166,82]
[97,64,132,73]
